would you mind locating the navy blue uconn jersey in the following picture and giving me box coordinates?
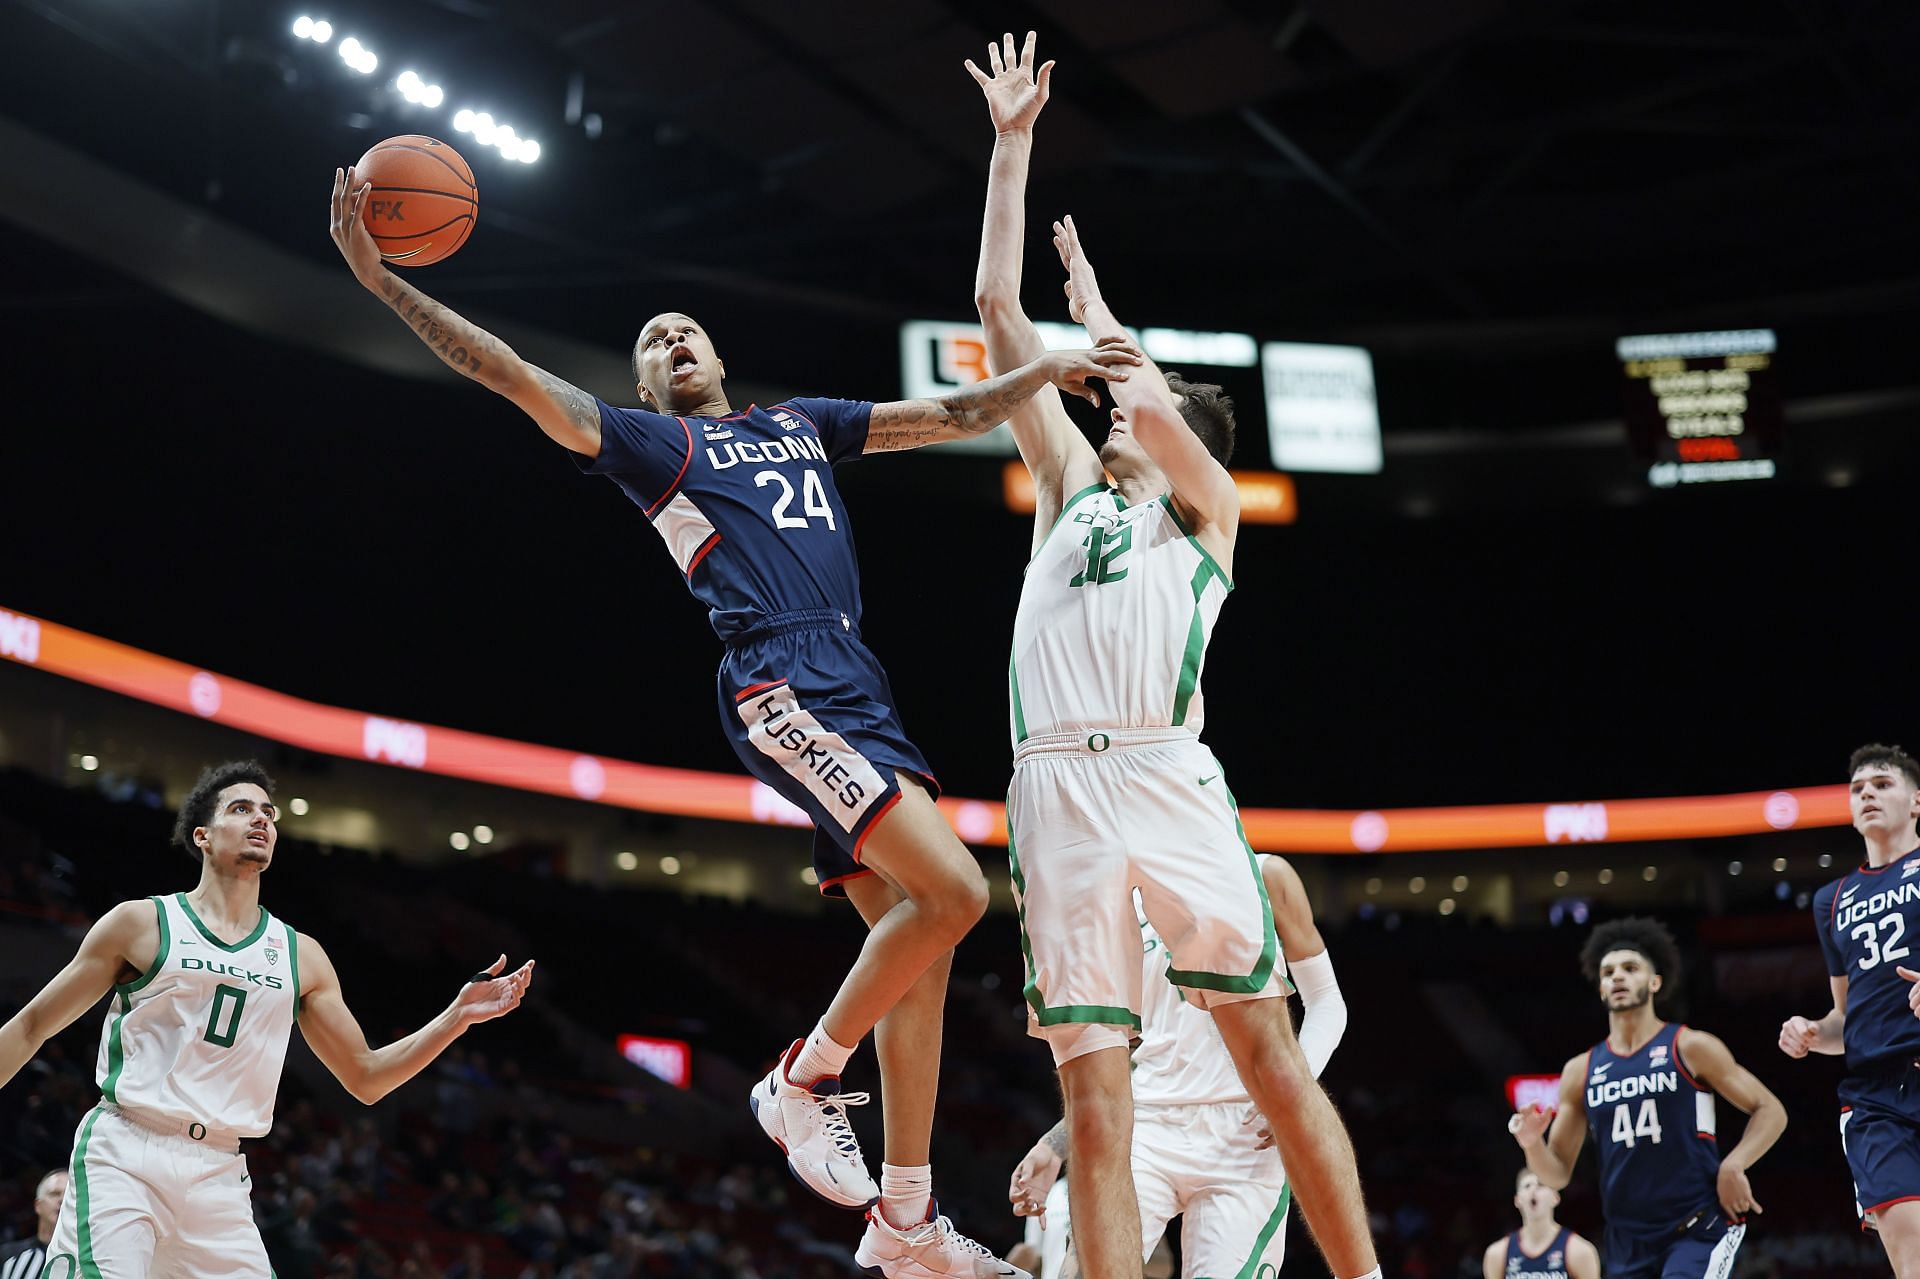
[1584,1023,1721,1237]
[1502,1227,1571,1279]
[575,398,871,642]
[1815,848,1920,1071]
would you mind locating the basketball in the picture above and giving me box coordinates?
[352,134,476,267]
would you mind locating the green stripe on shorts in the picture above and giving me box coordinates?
[1007,816,1143,1031]
[1163,782,1280,994]
[1232,1183,1292,1279]
[72,1106,105,1278]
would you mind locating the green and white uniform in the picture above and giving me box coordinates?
[1025,914,1293,1278]
[1133,917,1291,1279]
[1007,484,1283,1066]
[49,893,299,1277]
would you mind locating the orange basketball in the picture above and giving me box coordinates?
[353,135,477,267]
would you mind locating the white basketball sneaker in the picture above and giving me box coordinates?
[749,1039,878,1210]
[855,1203,1030,1279]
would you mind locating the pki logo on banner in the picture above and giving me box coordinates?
[363,716,428,768]
[0,610,42,665]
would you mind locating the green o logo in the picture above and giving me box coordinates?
[1087,733,1111,752]
[47,1257,78,1279]
[189,1122,207,1141]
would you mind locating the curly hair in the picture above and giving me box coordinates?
[171,760,275,859]
[1578,915,1681,986]
[1850,743,1920,789]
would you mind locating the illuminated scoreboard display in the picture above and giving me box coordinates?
[1617,329,1783,486]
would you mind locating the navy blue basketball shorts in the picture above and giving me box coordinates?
[1840,1060,1920,1227]
[1603,1211,1744,1279]
[717,609,938,898]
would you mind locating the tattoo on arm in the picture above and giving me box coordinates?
[866,364,1047,452]
[374,271,514,393]
[1042,1119,1067,1160]
[527,365,602,436]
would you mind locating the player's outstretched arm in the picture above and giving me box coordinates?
[0,901,153,1089]
[1260,855,1346,1078]
[1677,1027,1785,1219]
[863,345,1139,453]
[1511,1053,1588,1190]
[1780,976,1847,1058]
[1480,1239,1506,1279]
[1052,216,1240,547]
[329,167,605,456]
[296,935,533,1106]
[967,32,1102,536]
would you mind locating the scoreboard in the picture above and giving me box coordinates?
[1617,329,1783,484]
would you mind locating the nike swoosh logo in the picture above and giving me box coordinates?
[1199,775,1218,786]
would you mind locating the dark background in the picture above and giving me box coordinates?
[3,0,1917,810]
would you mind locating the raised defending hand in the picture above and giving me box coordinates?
[1778,1014,1821,1058]
[454,954,535,1025]
[1051,215,1103,324]
[330,167,385,285]
[1009,1139,1062,1222]
[1040,341,1141,408]
[966,30,1054,134]
[1509,1102,1553,1149]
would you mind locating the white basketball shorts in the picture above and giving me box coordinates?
[1008,728,1286,1064]
[46,1104,269,1278]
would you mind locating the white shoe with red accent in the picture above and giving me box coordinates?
[748,1039,878,1210]
[855,1203,1030,1279]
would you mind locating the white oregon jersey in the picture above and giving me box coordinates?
[94,893,300,1137]
[1133,912,1252,1107]
[1010,485,1231,747]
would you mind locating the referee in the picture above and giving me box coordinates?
[0,1171,65,1279]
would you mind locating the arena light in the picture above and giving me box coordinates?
[311,20,332,43]
[452,108,475,132]
[449,830,470,851]
[659,854,682,876]
[615,851,638,871]
[290,797,310,816]
[337,37,377,74]
[293,15,314,37]
[421,84,443,108]
[518,140,540,164]
[473,824,494,845]
[80,754,99,771]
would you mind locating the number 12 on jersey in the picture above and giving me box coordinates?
[1070,523,1132,587]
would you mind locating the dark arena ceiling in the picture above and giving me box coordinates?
[3,0,1917,809]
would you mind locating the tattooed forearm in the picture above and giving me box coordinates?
[374,271,516,393]
[527,365,601,435]
[1042,1118,1067,1160]
[938,361,1051,436]
[866,360,1051,452]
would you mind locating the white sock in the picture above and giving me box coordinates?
[879,1162,933,1230]
[787,1020,855,1087]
